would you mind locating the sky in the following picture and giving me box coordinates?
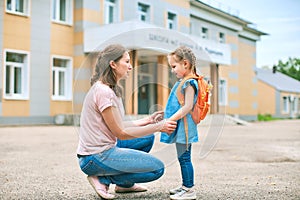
[206,0,300,68]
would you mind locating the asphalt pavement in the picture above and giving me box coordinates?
[0,119,299,199]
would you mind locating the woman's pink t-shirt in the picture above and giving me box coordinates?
[77,82,124,155]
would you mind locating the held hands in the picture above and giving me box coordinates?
[149,111,177,134]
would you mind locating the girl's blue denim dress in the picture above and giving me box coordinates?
[160,79,199,144]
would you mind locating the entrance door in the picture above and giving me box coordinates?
[138,74,155,114]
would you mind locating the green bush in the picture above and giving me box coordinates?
[258,114,276,121]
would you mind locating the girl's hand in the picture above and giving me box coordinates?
[149,111,164,123]
[158,119,177,134]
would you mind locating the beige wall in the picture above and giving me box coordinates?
[2,13,31,116]
[257,81,276,115]
[221,33,239,115]
[49,23,74,116]
[2,100,30,116]
[163,0,190,9]
[237,38,257,115]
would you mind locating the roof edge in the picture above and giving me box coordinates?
[191,0,268,36]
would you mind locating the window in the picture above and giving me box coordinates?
[4,50,29,99]
[167,12,177,30]
[105,0,118,24]
[52,56,72,100]
[52,0,73,25]
[6,0,29,16]
[282,96,289,113]
[290,95,298,113]
[298,98,300,113]
[218,79,227,105]
[219,32,225,43]
[295,98,300,113]
[201,27,208,39]
[292,97,297,113]
[138,3,150,22]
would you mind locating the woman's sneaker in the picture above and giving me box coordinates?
[170,187,196,200]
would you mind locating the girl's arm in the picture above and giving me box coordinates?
[102,107,176,140]
[123,111,164,127]
[169,85,195,122]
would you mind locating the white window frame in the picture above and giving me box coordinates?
[51,0,73,25]
[138,2,150,22]
[167,11,177,30]
[3,49,30,100]
[51,55,73,101]
[219,32,225,43]
[282,96,289,113]
[201,27,209,39]
[5,0,30,16]
[105,0,119,24]
[218,79,227,106]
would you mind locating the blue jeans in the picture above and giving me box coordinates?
[176,143,194,188]
[78,135,164,187]
[116,134,155,153]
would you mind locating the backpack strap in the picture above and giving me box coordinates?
[176,74,198,150]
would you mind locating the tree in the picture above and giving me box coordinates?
[276,57,300,81]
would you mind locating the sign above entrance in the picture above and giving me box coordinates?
[84,20,231,65]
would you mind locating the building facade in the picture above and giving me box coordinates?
[256,68,300,119]
[0,0,266,125]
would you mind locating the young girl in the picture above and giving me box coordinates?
[160,46,199,200]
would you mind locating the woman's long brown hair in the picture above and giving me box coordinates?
[90,44,127,97]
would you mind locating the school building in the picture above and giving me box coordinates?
[0,0,269,125]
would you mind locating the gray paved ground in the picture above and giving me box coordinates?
[0,119,299,200]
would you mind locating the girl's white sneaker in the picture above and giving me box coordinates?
[169,186,183,195]
[170,187,196,200]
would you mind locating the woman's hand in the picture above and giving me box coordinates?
[157,119,177,134]
[149,110,164,123]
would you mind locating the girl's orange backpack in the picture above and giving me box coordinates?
[176,74,212,124]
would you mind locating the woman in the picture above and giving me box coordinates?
[77,44,177,199]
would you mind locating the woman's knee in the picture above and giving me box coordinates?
[152,166,164,180]
[153,158,165,178]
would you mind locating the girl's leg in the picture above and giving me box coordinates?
[116,134,155,153]
[79,146,164,187]
[176,143,194,188]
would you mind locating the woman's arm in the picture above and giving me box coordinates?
[123,111,164,127]
[102,107,176,140]
[169,85,195,122]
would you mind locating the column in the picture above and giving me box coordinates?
[157,55,169,109]
[210,63,219,114]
